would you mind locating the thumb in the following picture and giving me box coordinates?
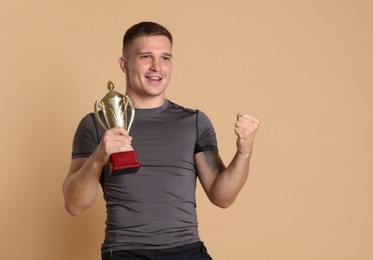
[237,113,243,121]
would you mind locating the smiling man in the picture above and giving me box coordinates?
[63,21,259,260]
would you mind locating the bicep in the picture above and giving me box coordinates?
[195,151,225,195]
[63,158,88,199]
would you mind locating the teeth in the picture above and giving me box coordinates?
[147,76,161,80]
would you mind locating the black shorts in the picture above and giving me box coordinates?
[101,241,213,260]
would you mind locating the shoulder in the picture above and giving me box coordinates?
[78,112,103,130]
[167,100,198,114]
[76,113,95,130]
[74,113,103,143]
[167,100,213,123]
[165,100,214,127]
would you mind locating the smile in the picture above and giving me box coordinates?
[145,76,162,81]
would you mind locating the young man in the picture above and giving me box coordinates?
[63,21,259,260]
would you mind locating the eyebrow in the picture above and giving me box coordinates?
[137,51,173,58]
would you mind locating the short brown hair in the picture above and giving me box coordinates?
[122,21,173,56]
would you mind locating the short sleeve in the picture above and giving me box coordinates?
[71,113,101,159]
[194,110,218,153]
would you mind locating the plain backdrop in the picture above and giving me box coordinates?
[1,1,372,259]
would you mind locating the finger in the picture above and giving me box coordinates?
[237,113,259,122]
[105,127,133,142]
[101,132,133,155]
[235,117,259,139]
[108,127,130,136]
[237,113,244,121]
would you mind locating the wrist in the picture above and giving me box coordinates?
[236,150,252,159]
[90,150,109,169]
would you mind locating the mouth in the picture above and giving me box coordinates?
[145,75,163,82]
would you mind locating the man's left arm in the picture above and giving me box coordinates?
[195,113,259,208]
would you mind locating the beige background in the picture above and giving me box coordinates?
[1,1,372,259]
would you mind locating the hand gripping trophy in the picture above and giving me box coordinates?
[94,81,140,175]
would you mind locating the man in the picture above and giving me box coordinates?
[63,21,259,260]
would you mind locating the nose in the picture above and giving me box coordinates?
[150,59,161,72]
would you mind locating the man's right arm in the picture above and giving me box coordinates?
[63,156,103,216]
[63,127,133,216]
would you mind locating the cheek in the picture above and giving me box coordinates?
[164,63,172,74]
[127,63,144,76]
[134,62,149,73]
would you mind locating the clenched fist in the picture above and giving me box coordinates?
[94,127,134,167]
[234,113,259,158]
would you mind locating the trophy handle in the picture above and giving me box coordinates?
[124,95,135,133]
[94,100,109,130]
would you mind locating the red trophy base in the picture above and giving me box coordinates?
[110,150,140,175]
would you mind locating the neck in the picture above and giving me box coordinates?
[126,94,166,109]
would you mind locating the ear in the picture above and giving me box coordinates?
[118,57,128,73]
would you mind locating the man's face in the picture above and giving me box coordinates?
[121,35,173,101]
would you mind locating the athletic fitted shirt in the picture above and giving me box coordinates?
[71,100,218,252]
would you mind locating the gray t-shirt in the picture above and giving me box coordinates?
[72,100,218,252]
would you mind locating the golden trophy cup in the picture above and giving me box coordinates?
[94,81,140,174]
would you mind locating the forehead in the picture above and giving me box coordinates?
[126,35,172,55]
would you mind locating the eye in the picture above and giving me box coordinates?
[141,55,151,60]
[161,56,171,61]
